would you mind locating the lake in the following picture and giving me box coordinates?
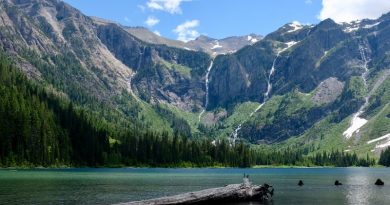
[0,168,389,204]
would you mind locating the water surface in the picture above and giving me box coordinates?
[0,168,389,204]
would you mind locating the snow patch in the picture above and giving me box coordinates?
[344,26,359,33]
[367,133,390,144]
[342,20,362,33]
[368,133,390,152]
[376,140,390,149]
[343,115,368,139]
[285,41,298,48]
[287,21,303,33]
[363,22,381,29]
[277,41,299,53]
[248,35,258,43]
[211,41,222,50]
[343,43,370,139]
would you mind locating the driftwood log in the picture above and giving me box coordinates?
[115,181,271,205]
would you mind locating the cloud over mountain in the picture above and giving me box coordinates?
[319,0,390,22]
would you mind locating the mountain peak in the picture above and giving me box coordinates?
[317,18,339,29]
[194,35,215,42]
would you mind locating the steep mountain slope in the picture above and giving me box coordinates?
[206,16,390,155]
[186,34,262,55]
[0,0,210,134]
[1,0,390,158]
[94,18,262,56]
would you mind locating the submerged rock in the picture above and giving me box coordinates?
[375,179,384,186]
[334,180,342,186]
[298,180,304,186]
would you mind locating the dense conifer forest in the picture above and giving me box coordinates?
[379,148,390,167]
[0,54,379,167]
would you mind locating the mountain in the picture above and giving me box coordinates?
[186,34,262,55]
[93,17,262,56]
[207,16,390,156]
[0,0,390,161]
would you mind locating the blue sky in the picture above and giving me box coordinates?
[63,0,390,41]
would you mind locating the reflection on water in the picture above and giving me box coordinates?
[0,168,389,205]
[346,168,372,205]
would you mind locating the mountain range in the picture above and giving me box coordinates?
[1,0,390,159]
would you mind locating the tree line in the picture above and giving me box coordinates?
[0,53,380,168]
[379,148,390,167]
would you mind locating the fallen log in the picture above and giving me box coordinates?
[115,179,273,205]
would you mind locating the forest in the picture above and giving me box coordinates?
[379,148,390,167]
[0,53,383,168]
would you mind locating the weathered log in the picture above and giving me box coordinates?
[115,183,271,205]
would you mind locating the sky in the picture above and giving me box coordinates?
[63,0,390,42]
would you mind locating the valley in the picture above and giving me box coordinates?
[0,0,390,168]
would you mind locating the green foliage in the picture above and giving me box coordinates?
[379,148,390,166]
[241,91,323,143]
[253,148,375,167]
[343,76,367,100]
[159,59,192,78]
[0,53,254,168]
[155,104,192,137]
[0,54,113,167]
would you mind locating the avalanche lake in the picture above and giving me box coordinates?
[0,168,389,205]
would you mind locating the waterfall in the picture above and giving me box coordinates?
[198,60,214,122]
[343,43,371,139]
[127,46,146,102]
[230,53,280,143]
[229,41,298,143]
[128,72,140,102]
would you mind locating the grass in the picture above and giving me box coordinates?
[274,115,349,154]
[224,102,262,127]
[213,102,261,138]
[158,103,201,133]
[160,59,192,78]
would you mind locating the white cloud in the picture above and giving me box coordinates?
[145,16,160,27]
[173,20,200,42]
[305,0,313,4]
[319,0,390,22]
[154,30,161,36]
[124,16,130,23]
[146,0,190,14]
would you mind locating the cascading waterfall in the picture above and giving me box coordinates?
[229,42,298,143]
[230,52,281,143]
[128,72,140,102]
[198,60,214,122]
[343,43,371,139]
[127,46,146,102]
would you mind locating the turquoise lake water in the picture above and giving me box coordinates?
[0,168,389,204]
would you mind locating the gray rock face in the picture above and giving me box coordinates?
[312,77,344,105]
[107,22,263,56]
[186,34,262,55]
[0,0,133,101]
[0,0,211,112]
[1,0,390,145]
[95,22,211,111]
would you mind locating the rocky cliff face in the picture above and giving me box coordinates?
[1,0,390,152]
[0,0,133,101]
[215,17,390,144]
[0,0,211,112]
[118,25,262,56]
